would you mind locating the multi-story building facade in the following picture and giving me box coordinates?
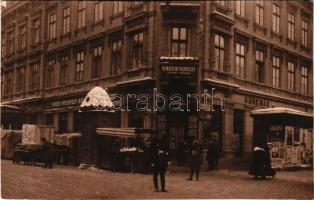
[1,1,313,159]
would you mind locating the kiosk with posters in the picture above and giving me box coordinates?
[251,107,313,169]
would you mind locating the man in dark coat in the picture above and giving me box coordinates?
[41,138,54,169]
[150,136,169,192]
[207,138,219,170]
[187,139,202,181]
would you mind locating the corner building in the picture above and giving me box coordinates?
[1,1,313,159]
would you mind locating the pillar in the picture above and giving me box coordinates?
[223,107,233,158]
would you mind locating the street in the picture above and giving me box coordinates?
[1,159,313,199]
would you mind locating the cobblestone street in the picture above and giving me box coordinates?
[1,160,313,199]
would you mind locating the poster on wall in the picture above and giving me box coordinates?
[285,126,294,146]
[269,142,283,169]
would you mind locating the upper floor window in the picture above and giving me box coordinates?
[92,46,102,78]
[216,0,226,7]
[111,39,123,74]
[46,59,55,88]
[301,66,308,94]
[5,71,13,95]
[60,55,69,85]
[94,1,104,22]
[1,36,5,58]
[19,25,26,50]
[75,51,84,81]
[287,61,295,91]
[288,13,295,40]
[7,31,14,55]
[215,34,225,71]
[272,4,280,34]
[235,43,245,78]
[301,20,308,47]
[16,67,25,92]
[272,56,280,88]
[113,1,123,15]
[29,62,39,90]
[255,50,264,83]
[48,13,57,39]
[32,18,40,45]
[235,0,245,17]
[131,32,144,69]
[255,1,264,26]
[77,1,86,28]
[171,27,187,57]
[63,7,71,34]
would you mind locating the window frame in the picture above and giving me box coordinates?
[131,32,144,69]
[62,7,71,34]
[32,18,40,45]
[16,67,25,92]
[287,61,295,91]
[92,46,102,78]
[272,4,280,34]
[235,0,245,17]
[214,34,225,71]
[7,31,14,55]
[255,1,264,26]
[29,62,39,90]
[75,51,84,82]
[235,43,245,78]
[48,13,57,39]
[255,50,264,83]
[111,39,123,74]
[301,66,308,94]
[46,59,55,88]
[60,55,69,85]
[77,1,86,28]
[94,1,104,22]
[272,56,280,88]
[19,25,26,50]
[113,1,123,15]
[301,20,309,47]
[171,27,188,57]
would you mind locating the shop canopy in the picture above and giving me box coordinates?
[0,104,23,114]
[250,107,313,118]
[96,128,155,138]
[80,86,114,112]
[54,133,81,147]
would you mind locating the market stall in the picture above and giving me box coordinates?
[251,107,313,169]
[96,127,154,173]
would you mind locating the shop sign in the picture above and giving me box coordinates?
[245,96,270,107]
[51,97,85,108]
[161,66,196,76]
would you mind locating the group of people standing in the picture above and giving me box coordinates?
[149,136,220,192]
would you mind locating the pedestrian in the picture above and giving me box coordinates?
[41,137,54,169]
[150,136,169,192]
[177,138,186,166]
[207,137,219,170]
[187,139,202,181]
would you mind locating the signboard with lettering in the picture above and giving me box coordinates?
[159,57,199,78]
[49,97,85,108]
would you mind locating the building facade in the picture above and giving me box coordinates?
[1,1,313,158]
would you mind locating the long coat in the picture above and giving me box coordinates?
[150,139,169,171]
[189,142,202,171]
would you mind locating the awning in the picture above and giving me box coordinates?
[96,128,155,138]
[0,104,23,113]
[54,133,81,147]
[250,107,313,118]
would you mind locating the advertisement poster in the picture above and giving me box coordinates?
[270,142,283,169]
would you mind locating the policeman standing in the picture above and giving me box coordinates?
[150,136,169,192]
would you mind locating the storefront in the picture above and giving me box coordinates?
[0,104,25,130]
[251,107,313,168]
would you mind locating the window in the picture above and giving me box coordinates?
[272,4,280,34]
[19,26,26,50]
[272,56,280,87]
[32,18,40,45]
[48,13,57,39]
[7,31,14,55]
[288,13,295,40]
[255,1,264,26]
[216,0,226,7]
[287,61,295,91]
[215,34,225,71]
[75,51,84,81]
[111,39,122,74]
[63,7,70,34]
[46,59,55,88]
[60,55,69,85]
[92,46,102,78]
[171,27,187,57]
[1,36,5,58]
[5,72,13,95]
[113,1,123,15]
[16,67,25,92]
[235,43,245,78]
[235,0,245,17]
[29,62,39,90]
[255,50,264,83]
[301,20,308,47]
[77,1,86,28]
[59,112,67,133]
[301,66,308,94]
[131,32,144,69]
[94,1,104,22]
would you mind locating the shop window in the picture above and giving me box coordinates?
[171,27,187,57]
[59,112,68,133]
